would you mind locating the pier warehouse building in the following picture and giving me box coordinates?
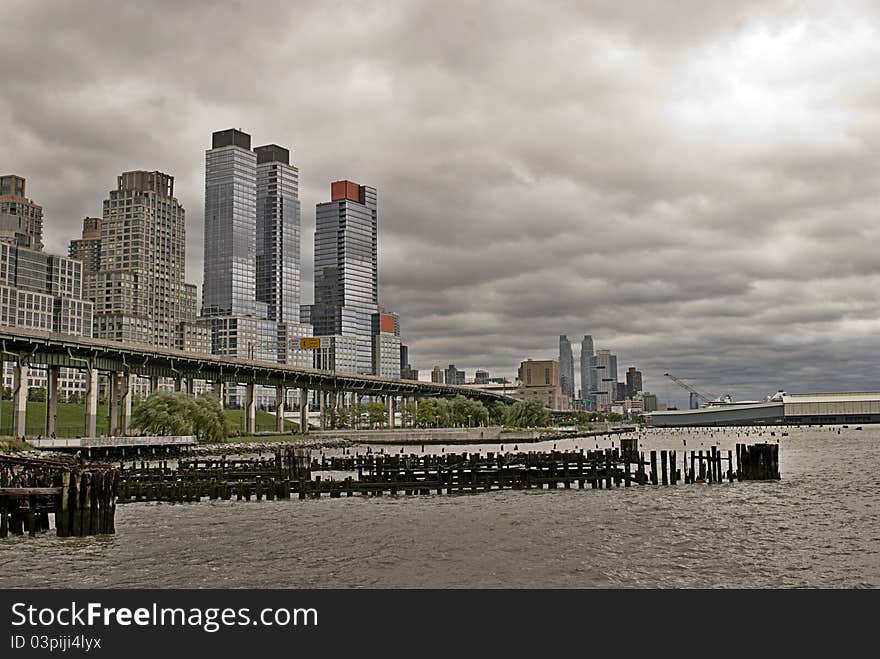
[647,392,880,427]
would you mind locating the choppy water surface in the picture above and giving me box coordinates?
[2,426,878,588]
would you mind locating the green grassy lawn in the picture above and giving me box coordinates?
[222,408,297,435]
[0,401,110,438]
[0,401,294,438]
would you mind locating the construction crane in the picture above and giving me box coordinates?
[663,373,719,406]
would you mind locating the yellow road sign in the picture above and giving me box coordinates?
[300,338,321,350]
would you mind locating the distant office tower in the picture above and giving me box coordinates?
[558,335,575,398]
[68,218,101,276]
[445,364,465,385]
[625,366,643,398]
[309,180,378,374]
[400,343,418,380]
[0,175,43,251]
[255,144,300,323]
[590,349,618,408]
[474,369,490,384]
[615,382,627,402]
[642,393,658,413]
[87,170,207,350]
[431,366,444,383]
[689,392,700,409]
[1,242,93,400]
[580,335,594,406]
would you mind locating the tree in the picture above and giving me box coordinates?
[131,391,191,436]
[505,400,550,428]
[130,391,229,442]
[488,401,508,425]
[28,386,47,402]
[402,402,418,427]
[188,394,229,442]
[366,402,387,429]
[416,399,441,427]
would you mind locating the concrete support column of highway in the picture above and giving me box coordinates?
[174,377,183,393]
[84,368,98,437]
[149,375,159,394]
[245,382,256,435]
[12,363,28,438]
[299,387,309,435]
[120,373,132,435]
[353,393,361,430]
[387,395,395,429]
[46,365,60,438]
[212,381,224,409]
[319,390,326,430]
[275,386,285,433]
[186,377,195,396]
[108,372,119,436]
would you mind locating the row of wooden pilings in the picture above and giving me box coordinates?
[0,456,118,538]
[112,442,781,504]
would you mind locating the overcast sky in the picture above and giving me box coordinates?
[3,1,879,406]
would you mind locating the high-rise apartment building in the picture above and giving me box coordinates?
[86,170,206,350]
[202,129,258,318]
[558,335,575,398]
[308,180,378,374]
[0,175,43,251]
[0,242,93,400]
[371,312,401,378]
[68,217,101,276]
[199,129,312,405]
[200,129,311,362]
[431,366,444,383]
[580,335,594,406]
[255,144,300,324]
[625,366,643,398]
[444,364,465,385]
[474,369,490,384]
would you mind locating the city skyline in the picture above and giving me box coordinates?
[3,2,880,404]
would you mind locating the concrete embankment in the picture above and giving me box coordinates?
[308,425,637,445]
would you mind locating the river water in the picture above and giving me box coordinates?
[2,426,877,588]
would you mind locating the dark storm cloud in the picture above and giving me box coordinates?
[2,0,879,406]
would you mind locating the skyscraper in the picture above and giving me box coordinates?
[202,129,257,319]
[308,180,378,374]
[625,366,643,398]
[580,335,594,405]
[68,217,101,276]
[0,175,43,251]
[88,170,205,350]
[558,335,574,398]
[200,129,312,367]
[590,348,618,409]
[255,144,300,324]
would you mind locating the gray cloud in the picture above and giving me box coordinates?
[2,0,879,407]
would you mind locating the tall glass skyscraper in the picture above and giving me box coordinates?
[580,334,594,404]
[308,180,378,375]
[255,144,300,324]
[202,129,257,318]
[199,129,312,394]
[558,335,574,399]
